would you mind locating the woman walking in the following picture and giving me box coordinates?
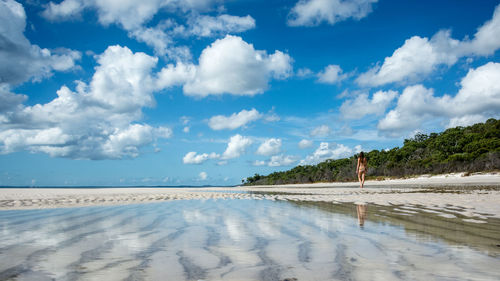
[356,152,367,188]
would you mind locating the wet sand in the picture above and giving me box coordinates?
[1,199,499,280]
[1,173,500,219]
[2,174,500,280]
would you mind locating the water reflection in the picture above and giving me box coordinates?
[291,200,500,257]
[0,199,499,281]
[356,204,367,228]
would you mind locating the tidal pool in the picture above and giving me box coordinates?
[0,198,499,280]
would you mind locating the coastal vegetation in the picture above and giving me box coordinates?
[244,118,500,185]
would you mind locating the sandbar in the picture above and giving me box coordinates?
[1,172,499,219]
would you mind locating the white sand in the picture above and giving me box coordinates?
[245,172,500,188]
[1,172,500,218]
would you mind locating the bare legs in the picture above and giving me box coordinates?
[358,172,365,188]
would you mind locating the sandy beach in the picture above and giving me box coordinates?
[2,173,500,281]
[1,172,500,219]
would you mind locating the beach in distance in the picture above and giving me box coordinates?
[2,172,500,220]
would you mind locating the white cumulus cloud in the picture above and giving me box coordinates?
[41,0,85,20]
[185,14,256,37]
[156,61,197,89]
[0,45,172,159]
[340,90,398,119]
[377,85,445,136]
[253,160,267,166]
[130,13,256,59]
[298,139,313,149]
[356,32,459,86]
[42,0,216,30]
[460,4,500,56]
[317,64,348,84]
[0,84,26,115]
[300,142,353,165]
[222,134,253,159]
[42,1,254,60]
[182,35,293,97]
[0,0,81,86]
[128,22,192,60]
[253,154,298,167]
[156,62,196,89]
[208,108,262,130]
[288,0,378,27]
[378,62,500,136]
[183,151,219,164]
[101,124,170,159]
[256,138,282,156]
[154,36,293,97]
[357,4,500,86]
[268,154,297,167]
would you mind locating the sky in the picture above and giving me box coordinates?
[1,0,500,186]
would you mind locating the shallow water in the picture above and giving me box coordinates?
[0,199,499,281]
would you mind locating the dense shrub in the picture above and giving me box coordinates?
[244,118,500,185]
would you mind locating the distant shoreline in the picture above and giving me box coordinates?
[2,172,498,189]
[241,172,500,188]
[1,172,500,218]
[0,185,236,189]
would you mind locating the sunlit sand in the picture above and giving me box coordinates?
[1,173,500,219]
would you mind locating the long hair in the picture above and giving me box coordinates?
[358,151,364,159]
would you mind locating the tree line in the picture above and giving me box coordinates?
[244,118,500,185]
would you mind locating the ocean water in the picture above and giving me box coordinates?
[0,199,499,281]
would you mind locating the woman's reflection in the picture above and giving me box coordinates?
[357,204,367,228]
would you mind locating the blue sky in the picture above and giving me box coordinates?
[1,0,500,186]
